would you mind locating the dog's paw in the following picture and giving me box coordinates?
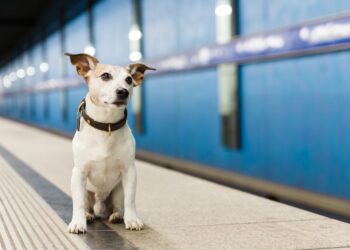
[124,215,143,231]
[108,212,123,224]
[86,212,95,224]
[68,220,87,234]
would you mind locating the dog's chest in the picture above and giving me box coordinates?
[78,130,133,193]
[87,155,124,192]
[73,122,135,193]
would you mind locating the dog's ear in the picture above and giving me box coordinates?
[65,53,99,78]
[127,63,155,86]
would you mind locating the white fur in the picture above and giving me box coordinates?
[67,59,145,233]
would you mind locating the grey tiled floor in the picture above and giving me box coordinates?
[1,117,350,250]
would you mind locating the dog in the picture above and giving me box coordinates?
[65,53,155,233]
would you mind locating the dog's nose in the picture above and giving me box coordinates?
[116,88,129,99]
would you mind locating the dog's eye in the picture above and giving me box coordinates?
[100,72,112,81]
[125,76,133,85]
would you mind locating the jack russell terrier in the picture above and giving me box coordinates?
[65,53,155,233]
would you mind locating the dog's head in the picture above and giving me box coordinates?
[65,53,155,108]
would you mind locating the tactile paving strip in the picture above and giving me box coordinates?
[0,156,90,250]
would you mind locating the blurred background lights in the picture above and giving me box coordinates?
[129,51,142,62]
[299,27,310,40]
[39,62,49,72]
[215,3,232,16]
[26,66,35,76]
[84,44,96,56]
[16,69,26,79]
[129,28,142,41]
[9,72,17,81]
[3,76,11,88]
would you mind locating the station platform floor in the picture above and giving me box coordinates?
[0,117,350,250]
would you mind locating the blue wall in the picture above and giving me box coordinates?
[240,0,350,34]
[136,0,219,163]
[1,0,350,201]
[238,0,350,198]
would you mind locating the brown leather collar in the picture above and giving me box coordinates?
[77,98,127,135]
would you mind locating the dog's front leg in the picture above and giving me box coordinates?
[68,166,88,233]
[122,165,143,230]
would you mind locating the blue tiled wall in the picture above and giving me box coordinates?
[238,0,350,197]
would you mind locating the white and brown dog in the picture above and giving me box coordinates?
[65,53,154,233]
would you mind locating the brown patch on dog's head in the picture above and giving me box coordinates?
[65,53,156,108]
[65,53,99,80]
[127,63,156,86]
